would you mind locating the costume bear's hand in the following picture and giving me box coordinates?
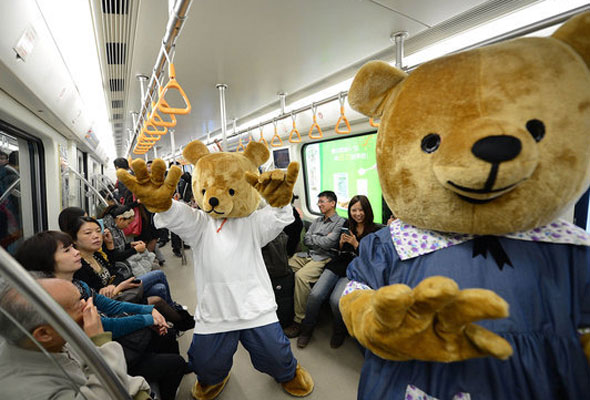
[340,276,513,362]
[116,158,182,213]
[245,162,299,208]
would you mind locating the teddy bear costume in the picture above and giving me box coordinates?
[118,140,313,399]
[340,12,590,400]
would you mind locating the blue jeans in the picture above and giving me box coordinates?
[187,322,297,385]
[138,270,173,305]
[302,269,349,327]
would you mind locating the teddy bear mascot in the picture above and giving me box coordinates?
[340,12,590,400]
[117,140,314,400]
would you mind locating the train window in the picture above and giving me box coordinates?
[273,148,290,169]
[302,132,382,223]
[0,121,45,255]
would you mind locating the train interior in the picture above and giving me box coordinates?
[1,0,590,399]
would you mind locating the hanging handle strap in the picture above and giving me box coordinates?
[143,119,167,135]
[288,112,302,143]
[258,125,268,148]
[308,103,323,139]
[270,119,283,147]
[157,44,192,115]
[335,93,351,134]
[150,75,177,127]
[369,117,380,127]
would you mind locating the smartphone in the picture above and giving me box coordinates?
[97,218,104,232]
[341,227,350,235]
[131,278,141,284]
[91,290,97,304]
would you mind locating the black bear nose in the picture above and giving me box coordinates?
[209,197,219,207]
[471,135,521,163]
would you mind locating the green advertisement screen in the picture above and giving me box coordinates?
[303,133,382,223]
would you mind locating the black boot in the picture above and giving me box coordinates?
[330,319,347,348]
[296,323,314,348]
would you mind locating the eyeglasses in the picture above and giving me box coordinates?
[317,199,333,205]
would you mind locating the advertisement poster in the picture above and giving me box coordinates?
[304,133,382,222]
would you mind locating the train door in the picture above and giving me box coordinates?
[0,120,46,254]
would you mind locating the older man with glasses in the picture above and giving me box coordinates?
[283,190,345,338]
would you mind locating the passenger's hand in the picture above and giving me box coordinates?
[151,309,170,330]
[102,229,114,249]
[342,233,359,249]
[116,158,182,213]
[115,277,141,294]
[99,284,116,298]
[82,297,104,337]
[245,162,299,208]
[387,215,396,225]
[340,276,513,362]
[131,241,146,253]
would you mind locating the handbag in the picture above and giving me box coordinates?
[115,327,153,368]
[113,283,144,304]
[122,207,142,236]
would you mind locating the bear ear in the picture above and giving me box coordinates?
[552,12,590,68]
[243,141,269,167]
[348,60,408,118]
[183,140,210,165]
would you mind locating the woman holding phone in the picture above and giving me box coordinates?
[297,195,379,349]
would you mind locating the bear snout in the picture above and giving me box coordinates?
[471,136,521,164]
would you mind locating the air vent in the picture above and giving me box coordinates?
[112,100,123,108]
[112,114,123,120]
[109,79,124,91]
[114,123,123,128]
[106,43,126,64]
[101,0,128,14]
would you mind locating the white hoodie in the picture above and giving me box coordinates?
[155,201,294,334]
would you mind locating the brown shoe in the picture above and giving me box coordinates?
[191,373,230,400]
[281,364,314,397]
[330,332,346,348]
[284,322,301,338]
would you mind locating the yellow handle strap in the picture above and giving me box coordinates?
[150,100,177,127]
[259,127,268,148]
[270,121,283,147]
[143,120,167,135]
[335,106,351,134]
[236,137,246,152]
[158,63,191,115]
[308,115,323,139]
[369,117,380,127]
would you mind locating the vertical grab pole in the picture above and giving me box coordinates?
[153,146,158,159]
[217,84,228,152]
[170,129,176,163]
[278,92,287,115]
[391,31,409,70]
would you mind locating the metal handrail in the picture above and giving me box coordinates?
[63,165,108,207]
[126,0,193,156]
[0,246,132,399]
[0,178,20,205]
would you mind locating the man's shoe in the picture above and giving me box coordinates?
[158,240,168,248]
[297,335,311,348]
[283,322,301,338]
[296,324,314,348]
[173,250,182,257]
[330,332,346,348]
[183,244,191,249]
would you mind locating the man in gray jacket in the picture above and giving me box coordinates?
[0,278,151,400]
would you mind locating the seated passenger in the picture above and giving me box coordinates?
[284,190,345,338]
[58,206,86,232]
[0,278,152,400]
[297,195,379,349]
[102,205,157,276]
[63,216,195,330]
[14,231,187,400]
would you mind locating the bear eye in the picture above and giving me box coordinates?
[201,189,206,195]
[421,133,441,154]
[526,119,545,142]
[229,189,235,196]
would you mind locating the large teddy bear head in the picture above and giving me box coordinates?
[182,140,269,219]
[349,13,590,235]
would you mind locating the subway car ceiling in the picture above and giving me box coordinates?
[1,0,589,167]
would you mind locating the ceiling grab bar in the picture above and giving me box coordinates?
[335,92,351,134]
[288,112,301,143]
[308,103,323,140]
[270,119,283,147]
[150,73,177,127]
[0,247,132,400]
[157,44,192,115]
[258,124,269,148]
